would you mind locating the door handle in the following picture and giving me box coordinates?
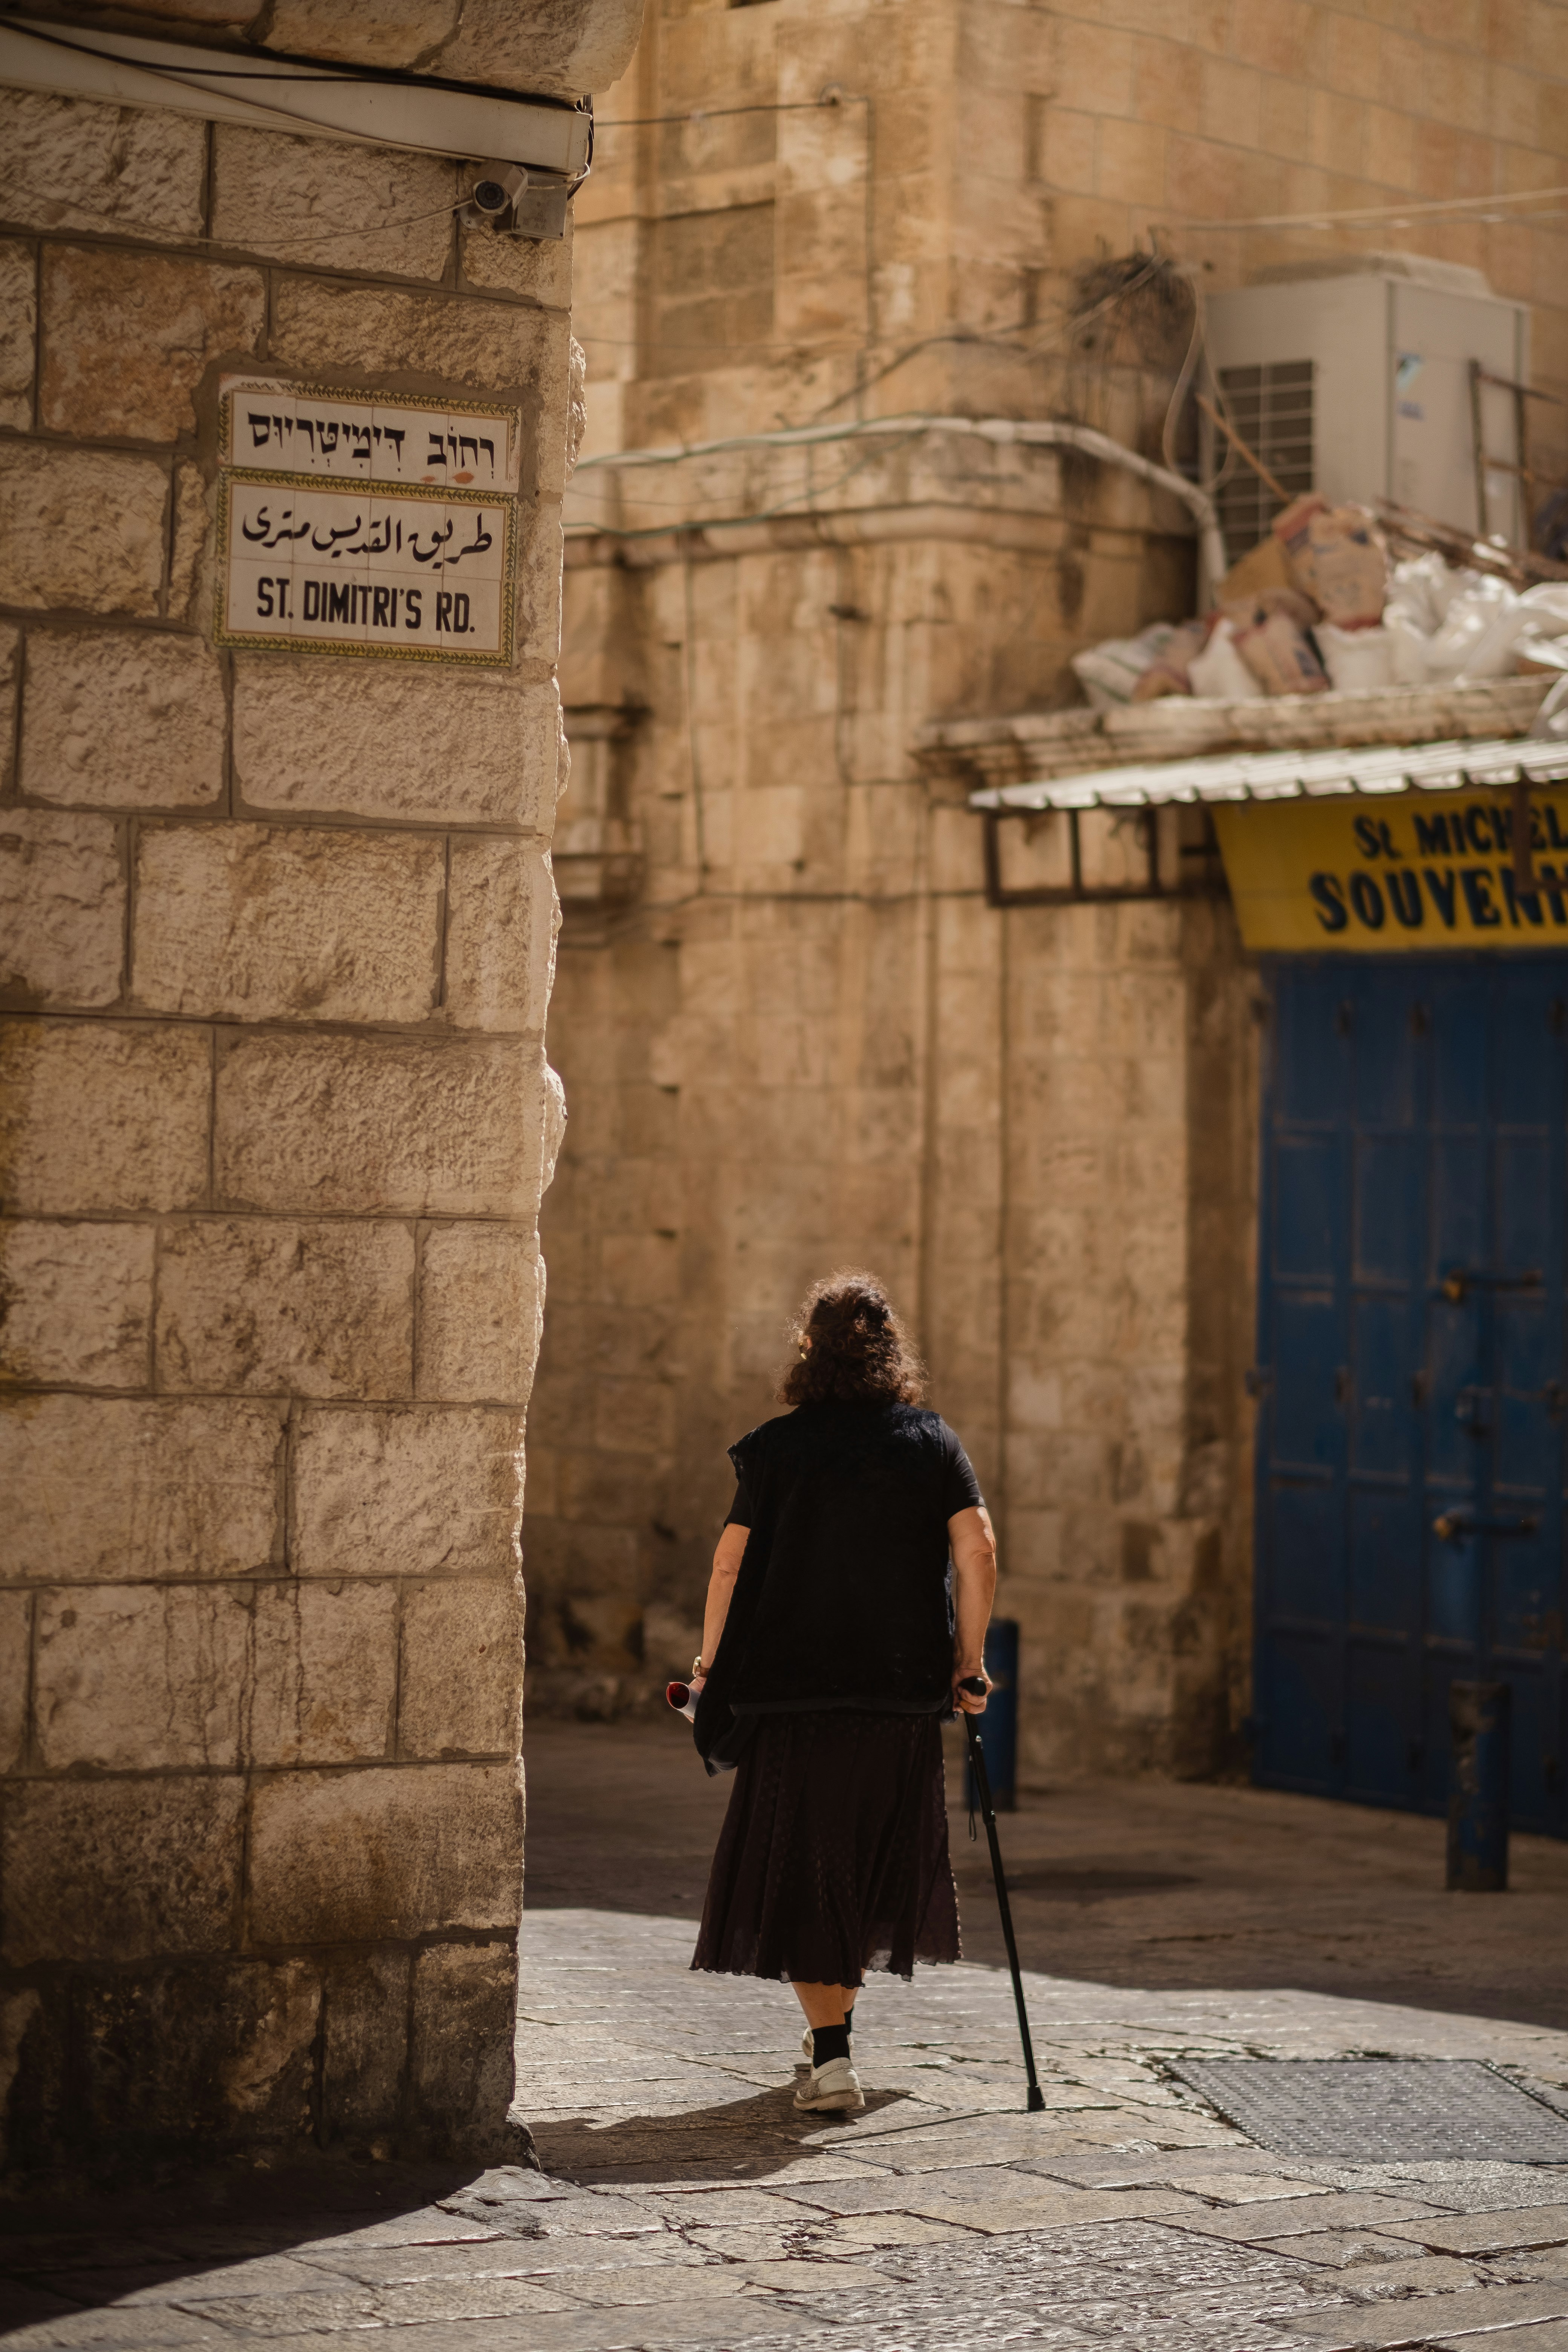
[1439,1268,1543,1304]
[1432,1511,1539,1542]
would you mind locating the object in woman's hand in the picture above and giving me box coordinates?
[667,1677,705,1721]
[957,1675,987,1697]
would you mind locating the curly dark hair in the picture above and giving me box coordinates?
[776,1269,926,1408]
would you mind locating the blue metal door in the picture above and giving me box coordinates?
[1254,955,1566,1835]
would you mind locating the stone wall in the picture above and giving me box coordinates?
[531,515,1257,1779]
[0,0,643,2170]
[524,0,1563,1779]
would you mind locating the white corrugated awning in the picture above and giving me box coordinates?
[969,734,1568,813]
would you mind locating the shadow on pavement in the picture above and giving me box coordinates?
[0,2157,526,2337]
[525,1720,1568,2034]
[530,2082,913,2186]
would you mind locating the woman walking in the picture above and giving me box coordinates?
[689,1270,997,2114]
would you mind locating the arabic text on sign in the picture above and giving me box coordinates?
[219,475,510,663]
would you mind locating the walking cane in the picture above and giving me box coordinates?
[958,1679,1046,2114]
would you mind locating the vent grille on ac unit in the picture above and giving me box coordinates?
[1215,359,1314,560]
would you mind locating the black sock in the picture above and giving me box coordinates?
[811,2023,851,2066]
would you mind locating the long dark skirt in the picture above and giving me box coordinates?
[691,1710,961,1984]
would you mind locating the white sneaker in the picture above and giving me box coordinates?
[794,2056,865,2113]
[800,2026,854,2064]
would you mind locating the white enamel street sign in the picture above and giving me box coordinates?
[215,473,514,665]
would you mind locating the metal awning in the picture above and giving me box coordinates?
[968,733,1568,814]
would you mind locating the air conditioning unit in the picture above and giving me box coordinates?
[1200,254,1530,564]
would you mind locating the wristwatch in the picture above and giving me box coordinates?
[691,1654,705,1680]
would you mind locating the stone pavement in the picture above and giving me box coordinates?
[4,1724,1568,2352]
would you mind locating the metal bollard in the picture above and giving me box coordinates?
[1447,1680,1511,1892]
[965,1617,1019,1813]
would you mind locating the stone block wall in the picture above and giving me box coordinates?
[530,518,1256,1780]
[0,41,608,2166]
[575,0,1567,479]
[530,0,1563,1779]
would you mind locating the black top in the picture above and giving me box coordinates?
[692,1400,982,1773]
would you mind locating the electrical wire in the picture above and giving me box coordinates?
[1173,183,1568,231]
[567,413,1228,584]
[566,426,931,539]
[594,98,845,129]
[199,201,467,248]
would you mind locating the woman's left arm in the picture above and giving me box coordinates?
[698,1521,749,1672]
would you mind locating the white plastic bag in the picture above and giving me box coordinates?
[1071,622,1182,710]
[1187,619,1265,701]
[1384,553,1469,635]
[1424,574,1513,677]
[1316,623,1395,692]
[1456,582,1568,681]
[1381,557,1500,683]
[1530,673,1568,739]
[1385,606,1433,686]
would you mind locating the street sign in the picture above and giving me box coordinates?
[215,473,514,665]
[215,380,521,667]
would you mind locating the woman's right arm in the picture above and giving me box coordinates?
[949,1504,998,1713]
[698,1521,749,1673]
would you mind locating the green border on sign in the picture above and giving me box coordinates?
[213,469,518,670]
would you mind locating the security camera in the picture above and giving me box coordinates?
[470,162,527,219]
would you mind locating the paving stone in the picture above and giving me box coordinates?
[1336,2254,1500,2295]
[170,2274,581,2332]
[314,2234,700,2288]
[284,2210,512,2253]
[1371,2203,1568,2255]
[40,2256,353,2306]
[1428,2327,1568,2352]
[1178,2193,1446,2242]
[1254,2231,1459,2268]
[819,2211,988,2251]
[634,2188,841,2228]
[0,2288,80,2333]
[6,1862,1568,2352]
[897,2182,1214,2235]
[761,2222,1349,2349]
[1270,2162,1568,2214]
[677,2225,830,2261]
[0,2311,234,2349]
[453,2192,666,2240]
[1277,2277,1568,2341]
[1506,2249,1568,2280]
[1180,2171,1341,2203]
[543,2260,769,2308]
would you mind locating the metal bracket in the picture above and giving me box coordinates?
[980,804,1225,910]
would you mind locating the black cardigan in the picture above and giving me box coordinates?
[692,1400,981,1773]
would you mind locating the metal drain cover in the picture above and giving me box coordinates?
[1173,2059,1568,2162]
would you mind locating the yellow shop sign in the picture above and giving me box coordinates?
[1213,787,1568,952]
